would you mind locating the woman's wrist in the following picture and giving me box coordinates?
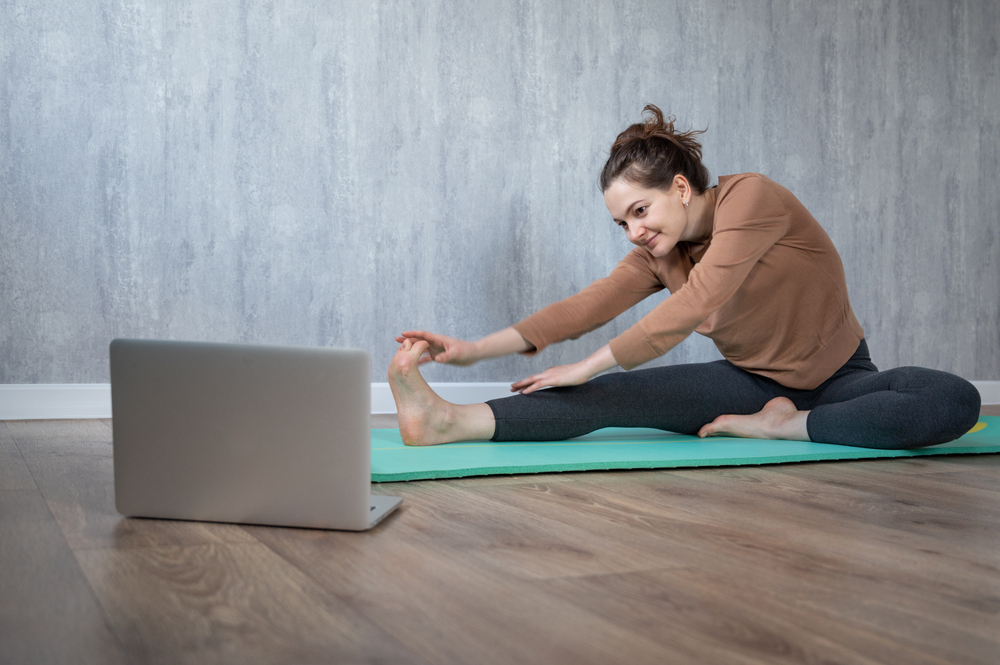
[473,327,532,360]
[583,345,619,376]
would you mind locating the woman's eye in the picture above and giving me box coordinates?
[618,221,628,229]
[635,206,646,215]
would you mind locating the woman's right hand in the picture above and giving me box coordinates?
[395,330,481,366]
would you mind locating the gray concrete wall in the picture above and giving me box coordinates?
[2,0,998,385]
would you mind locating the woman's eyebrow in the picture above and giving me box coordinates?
[612,199,644,223]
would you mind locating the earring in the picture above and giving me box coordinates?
[684,200,689,208]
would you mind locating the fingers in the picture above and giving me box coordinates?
[433,349,456,363]
[397,331,450,355]
[509,374,536,391]
[511,362,593,395]
[517,380,549,395]
[398,330,442,344]
[395,332,425,345]
[397,331,451,365]
[396,338,430,356]
[510,374,549,395]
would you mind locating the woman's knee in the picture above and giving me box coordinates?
[904,367,981,444]
[939,372,982,435]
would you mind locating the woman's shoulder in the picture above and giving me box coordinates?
[716,172,782,196]
[713,173,791,228]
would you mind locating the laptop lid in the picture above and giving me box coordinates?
[110,339,399,531]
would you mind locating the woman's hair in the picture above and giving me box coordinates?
[599,104,710,194]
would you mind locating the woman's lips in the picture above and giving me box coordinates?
[644,233,659,248]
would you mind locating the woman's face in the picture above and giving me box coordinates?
[603,176,690,257]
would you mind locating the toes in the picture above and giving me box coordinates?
[699,414,741,439]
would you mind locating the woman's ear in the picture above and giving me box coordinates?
[673,174,691,206]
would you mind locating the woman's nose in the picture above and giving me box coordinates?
[626,222,643,244]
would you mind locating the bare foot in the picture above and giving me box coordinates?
[697,397,811,441]
[388,339,495,445]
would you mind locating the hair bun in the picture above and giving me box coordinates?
[640,104,676,138]
[614,104,704,165]
[600,104,709,193]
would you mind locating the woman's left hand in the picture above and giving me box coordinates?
[510,361,597,395]
[510,344,620,395]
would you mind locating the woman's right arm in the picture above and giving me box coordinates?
[395,326,532,366]
[398,249,663,366]
[510,251,664,357]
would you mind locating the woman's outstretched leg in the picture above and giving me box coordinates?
[487,359,789,441]
[389,347,785,446]
[388,339,496,445]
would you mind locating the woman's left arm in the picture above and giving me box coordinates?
[510,344,619,394]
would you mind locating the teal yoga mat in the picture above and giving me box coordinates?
[371,416,999,482]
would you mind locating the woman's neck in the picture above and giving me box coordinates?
[682,186,717,243]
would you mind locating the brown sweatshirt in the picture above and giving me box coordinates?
[512,173,865,391]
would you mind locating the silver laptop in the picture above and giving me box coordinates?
[109,339,401,531]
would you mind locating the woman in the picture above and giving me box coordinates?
[389,105,980,449]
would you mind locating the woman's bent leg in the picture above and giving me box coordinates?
[808,367,981,449]
[488,360,787,441]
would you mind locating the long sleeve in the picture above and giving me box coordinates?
[512,254,664,356]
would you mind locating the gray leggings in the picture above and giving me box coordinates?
[486,340,981,449]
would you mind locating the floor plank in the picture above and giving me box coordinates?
[570,468,1000,588]
[919,453,1000,470]
[568,469,1000,639]
[767,460,1000,520]
[249,523,688,665]
[23,451,258,551]
[539,566,974,665]
[0,489,129,665]
[10,420,257,551]
[0,421,36,490]
[382,479,689,580]
[75,541,425,665]
[6,419,119,457]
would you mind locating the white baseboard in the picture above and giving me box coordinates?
[0,382,516,420]
[976,380,1000,406]
[2,380,998,421]
[0,384,114,420]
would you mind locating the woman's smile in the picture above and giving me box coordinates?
[604,175,716,257]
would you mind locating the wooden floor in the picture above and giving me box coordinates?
[2,408,999,665]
